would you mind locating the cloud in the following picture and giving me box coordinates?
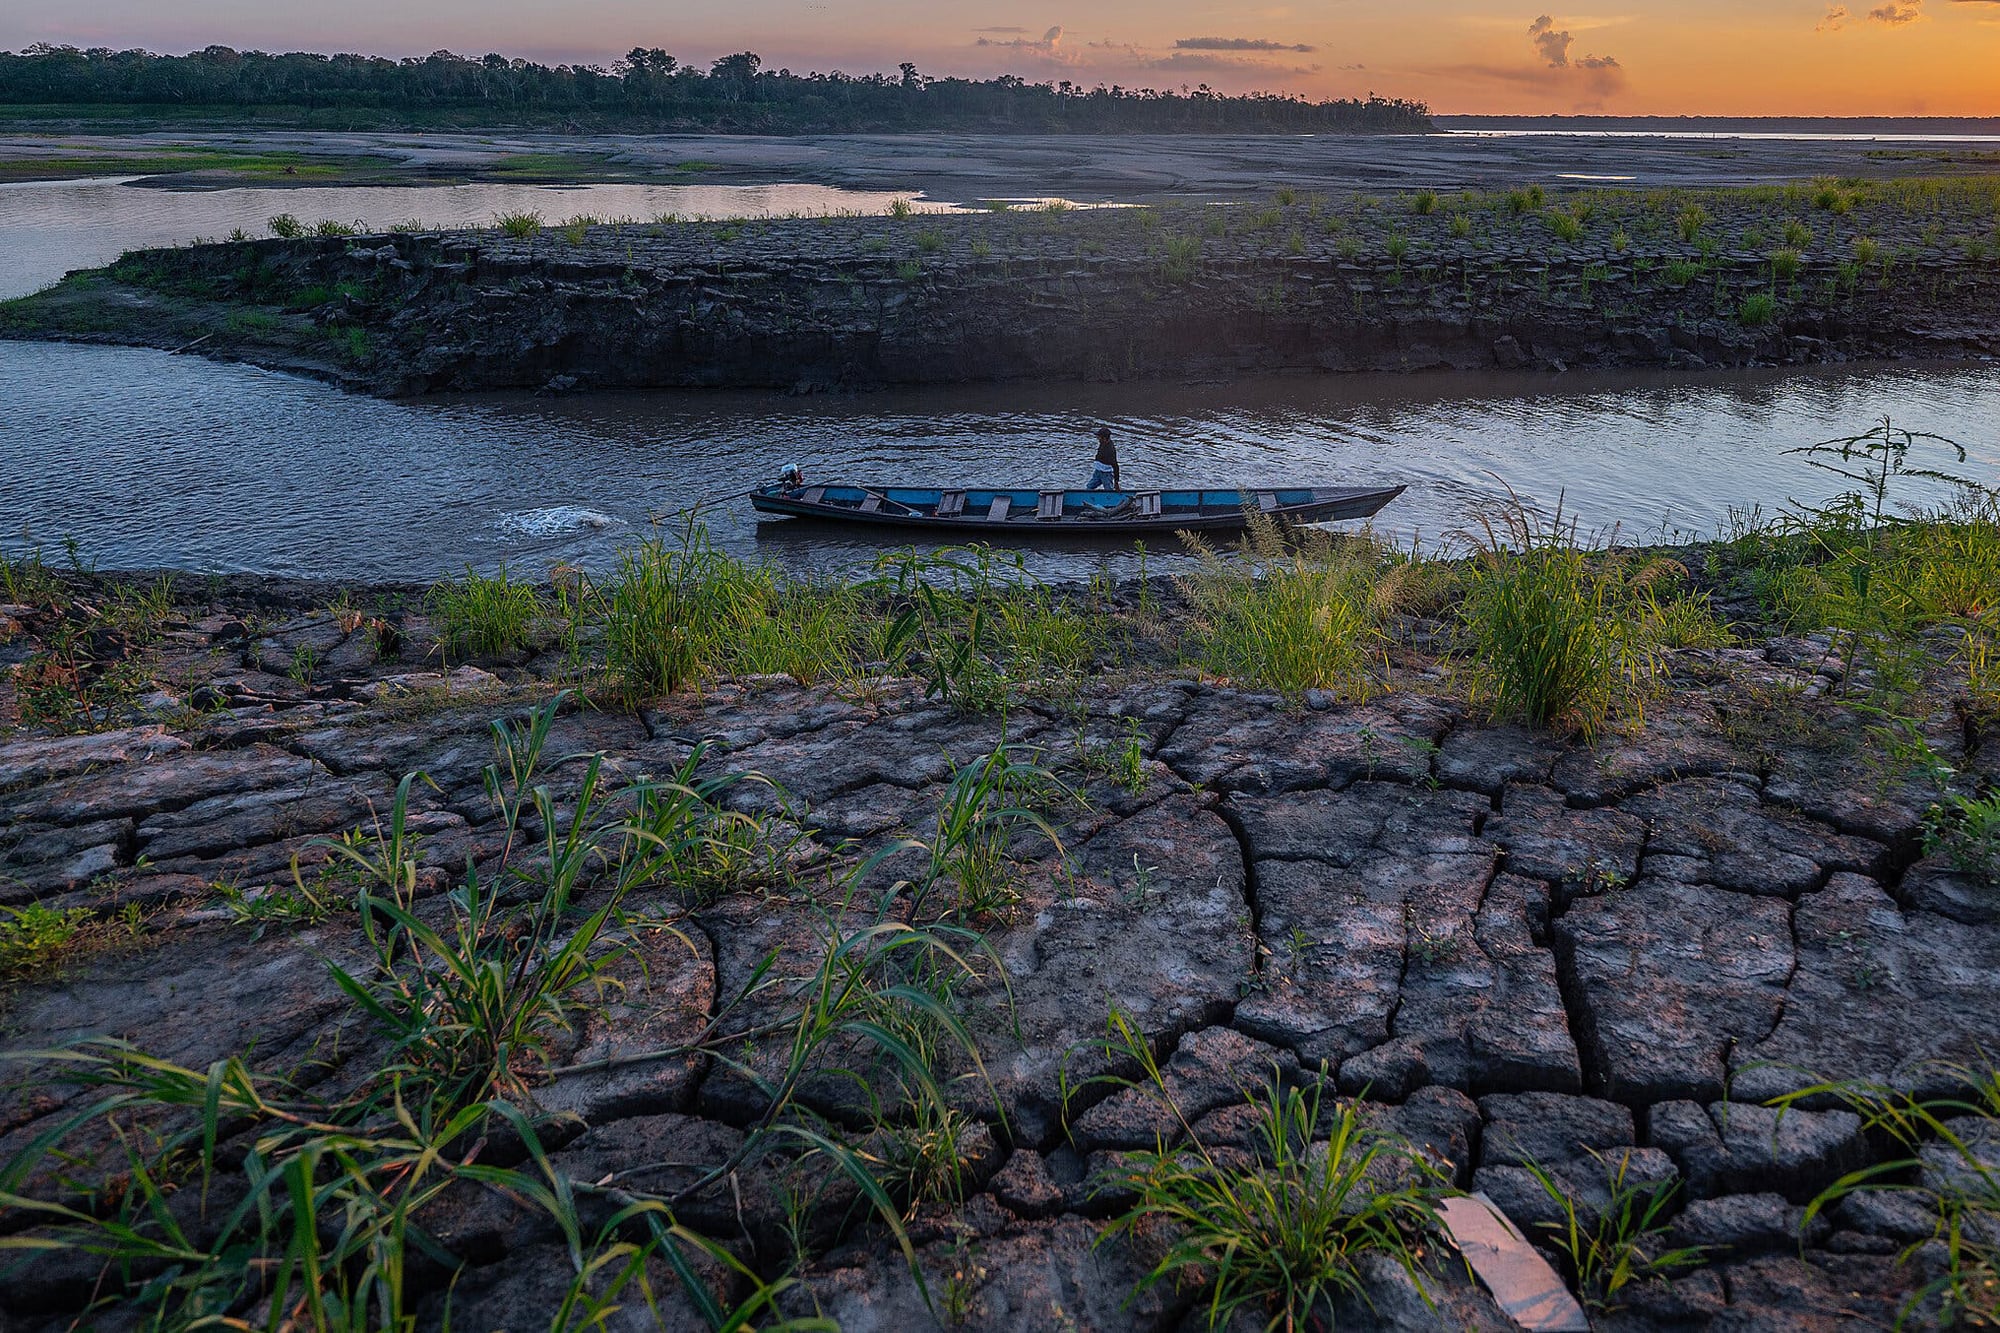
[1867,0,1924,20]
[1439,59,1621,96]
[1527,14,1573,65]
[1173,36,1316,52]
[1527,13,1625,69]
[1146,50,1318,75]
[974,24,1066,51]
[1519,13,1625,99]
[963,21,1327,87]
[1423,15,1627,108]
[1816,5,1849,30]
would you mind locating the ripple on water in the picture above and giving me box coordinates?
[4,343,1999,582]
[496,506,621,539]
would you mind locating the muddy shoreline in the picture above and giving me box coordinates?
[7,176,2000,398]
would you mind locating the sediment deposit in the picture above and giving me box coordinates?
[7,179,2000,395]
[3,567,1996,1328]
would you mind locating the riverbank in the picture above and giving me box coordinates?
[6,175,1999,394]
[9,126,2000,198]
[0,141,749,189]
[3,498,1997,1327]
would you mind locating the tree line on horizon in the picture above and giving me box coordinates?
[0,43,1432,134]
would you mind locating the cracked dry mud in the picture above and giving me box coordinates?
[3,596,1998,1331]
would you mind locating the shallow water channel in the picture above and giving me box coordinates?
[0,177,967,300]
[2,342,1996,582]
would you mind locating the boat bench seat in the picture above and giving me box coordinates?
[1037,490,1065,520]
[859,493,884,514]
[936,490,967,518]
[800,487,826,505]
[1135,492,1163,517]
[1256,491,1279,513]
[986,496,1012,522]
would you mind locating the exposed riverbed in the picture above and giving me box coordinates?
[4,132,2000,1329]
[13,174,1997,407]
[7,124,2000,202]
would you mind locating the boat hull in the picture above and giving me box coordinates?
[749,484,1405,536]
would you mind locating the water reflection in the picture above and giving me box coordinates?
[0,178,960,299]
[0,342,1995,582]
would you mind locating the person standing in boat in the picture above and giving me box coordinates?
[1087,427,1121,492]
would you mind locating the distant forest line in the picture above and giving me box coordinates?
[0,45,1433,134]
[1435,114,2000,133]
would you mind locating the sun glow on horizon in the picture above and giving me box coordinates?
[2,0,1997,117]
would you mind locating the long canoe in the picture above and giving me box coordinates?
[749,483,1405,536]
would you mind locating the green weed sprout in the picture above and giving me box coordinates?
[1094,1012,1448,1330]
[1521,1151,1706,1312]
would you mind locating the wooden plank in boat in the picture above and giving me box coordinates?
[986,496,1012,522]
[801,487,826,505]
[1037,491,1064,520]
[859,494,884,514]
[937,490,967,517]
[1256,491,1279,512]
[1136,492,1163,517]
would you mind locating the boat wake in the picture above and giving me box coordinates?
[496,506,619,538]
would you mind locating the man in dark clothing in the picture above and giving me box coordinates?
[1087,426,1121,491]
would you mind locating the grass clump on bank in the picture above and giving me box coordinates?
[0,544,70,605]
[1925,792,2000,882]
[600,519,873,696]
[870,545,1104,710]
[601,523,757,697]
[494,209,543,239]
[1714,417,1999,729]
[1460,497,1726,737]
[1178,511,1411,699]
[0,902,98,979]
[428,564,542,660]
[1735,420,1998,640]
[1705,417,1998,827]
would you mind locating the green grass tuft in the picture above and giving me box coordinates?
[1098,1011,1448,1331]
[1459,495,1723,737]
[1739,291,1779,326]
[1177,512,1413,700]
[427,565,542,661]
[494,210,543,239]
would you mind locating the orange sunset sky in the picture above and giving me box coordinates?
[3,0,1997,116]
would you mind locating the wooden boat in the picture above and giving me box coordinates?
[749,483,1405,536]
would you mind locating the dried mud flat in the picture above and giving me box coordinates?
[2,580,1998,1330]
[6,127,2000,198]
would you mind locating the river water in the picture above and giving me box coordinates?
[3,172,1997,581]
[0,177,968,300]
[2,341,1996,583]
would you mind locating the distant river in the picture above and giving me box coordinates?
[1,342,1996,582]
[0,177,964,299]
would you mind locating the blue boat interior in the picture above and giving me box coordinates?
[811,486,1319,512]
